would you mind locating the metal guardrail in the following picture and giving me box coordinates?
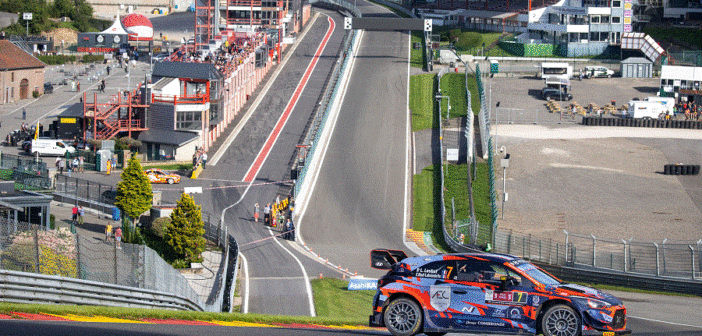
[0,269,203,311]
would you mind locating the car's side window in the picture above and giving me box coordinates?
[456,260,496,282]
[412,261,455,280]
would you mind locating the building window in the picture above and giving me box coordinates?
[176,111,202,130]
[601,15,610,23]
[11,72,14,82]
[210,104,219,123]
[612,0,621,7]
[590,15,600,24]
[612,16,621,23]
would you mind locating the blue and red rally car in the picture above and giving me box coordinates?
[369,249,631,336]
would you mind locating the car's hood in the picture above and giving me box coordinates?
[550,283,623,306]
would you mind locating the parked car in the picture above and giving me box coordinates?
[369,249,630,336]
[584,66,615,78]
[143,168,180,184]
[151,52,170,63]
[43,82,54,94]
[541,87,573,101]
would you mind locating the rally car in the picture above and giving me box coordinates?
[369,249,630,336]
[143,168,181,184]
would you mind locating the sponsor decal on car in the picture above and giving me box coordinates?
[429,285,451,312]
[485,290,528,305]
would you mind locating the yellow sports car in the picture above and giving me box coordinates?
[144,168,181,184]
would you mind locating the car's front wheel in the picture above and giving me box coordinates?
[384,298,423,336]
[167,178,174,184]
[541,304,581,336]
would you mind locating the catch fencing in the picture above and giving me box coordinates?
[491,228,702,281]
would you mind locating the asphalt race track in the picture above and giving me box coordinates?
[298,0,414,281]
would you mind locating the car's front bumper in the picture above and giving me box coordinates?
[368,313,384,328]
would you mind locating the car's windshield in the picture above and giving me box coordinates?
[511,261,561,286]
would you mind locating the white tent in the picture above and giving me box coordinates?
[101,16,129,35]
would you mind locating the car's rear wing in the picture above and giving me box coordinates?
[370,249,408,270]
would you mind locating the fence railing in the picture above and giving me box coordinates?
[0,153,49,177]
[54,174,117,215]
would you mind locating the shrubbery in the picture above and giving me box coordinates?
[37,54,77,65]
[0,228,77,277]
[151,217,171,238]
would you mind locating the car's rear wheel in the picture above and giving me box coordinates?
[541,304,581,336]
[384,298,423,336]
[167,178,174,184]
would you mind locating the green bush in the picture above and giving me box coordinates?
[455,32,482,51]
[50,214,56,229]
[171,259,190,269]
[151,217,172,238]
[82,54,104,63]
[32,90,40,98]
[37,54,77,65]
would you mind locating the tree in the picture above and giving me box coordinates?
[165,193,205,264]
[115,154,152,228]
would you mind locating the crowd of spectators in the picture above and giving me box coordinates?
[167,31,268,77]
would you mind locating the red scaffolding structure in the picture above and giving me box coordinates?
[82,88,149,141]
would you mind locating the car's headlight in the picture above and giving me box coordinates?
[575,297,612,309]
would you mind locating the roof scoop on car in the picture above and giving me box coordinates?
[370,249,408,270]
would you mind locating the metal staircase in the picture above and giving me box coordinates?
[83,88,149,140]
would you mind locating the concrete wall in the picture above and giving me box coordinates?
[0,67,46,105]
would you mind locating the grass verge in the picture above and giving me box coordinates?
[439,73,468,119]
[311,278,374,322]
[141,163,193,171]
[409,74,436,131]
[410,30,425,69]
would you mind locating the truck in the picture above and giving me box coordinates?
[540,62,572,80]
[626,101,670,119]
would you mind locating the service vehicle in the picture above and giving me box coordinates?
[30,139,76,156]
[540,62,572,80]
[44,82,54,94]
[626,101,670,119]
[584,66,614,78]
[369,249,630,336]
[541,87,573,101]
[143,168,180,184]
[643,96,675,112]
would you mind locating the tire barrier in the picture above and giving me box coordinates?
[582,117,702,129]
[663,164,700,175]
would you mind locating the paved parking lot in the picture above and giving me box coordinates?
[489,74,702,244]
[486,75,661,124]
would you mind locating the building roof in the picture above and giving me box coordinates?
[152,62,222,81]
[621,57,652,64]
[138,129,199,146]
[661,65,702,81]
[55,103,84,118]
[0,40,46,70]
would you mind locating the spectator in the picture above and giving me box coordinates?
[115,227,122,249]
[58,158,65,174]
[202,152,208,169]
[71,205,79,225]
[105,222,113,242]
[263,203,271,226]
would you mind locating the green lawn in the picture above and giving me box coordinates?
[471,161,494,245]
[410,30,425,69]
[141,163,193,171]
[439,73,468,119]
[412,166,436,232]
[409,74,436,131]
[311,278,374,322]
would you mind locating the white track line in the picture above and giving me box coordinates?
[240,252,250,314]
[628,315,702,329]
[295,27,364,273]
[267,227,315,316]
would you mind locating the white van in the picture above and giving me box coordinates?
[584,66,615,78]
[627,101,669,119]
[30,139,76,156]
